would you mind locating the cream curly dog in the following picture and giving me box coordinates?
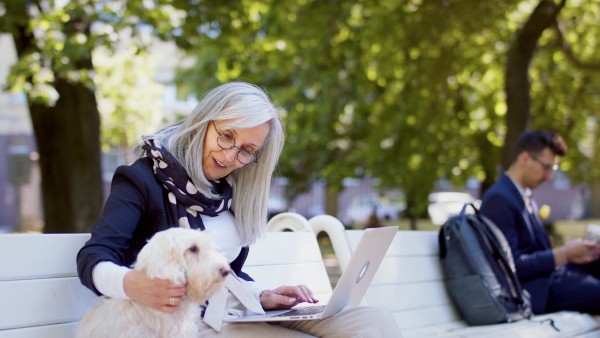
[77,227,230,338]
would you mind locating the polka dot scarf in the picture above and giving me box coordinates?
[141,139,233,230]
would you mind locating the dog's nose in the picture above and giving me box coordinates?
[220,268,230,278]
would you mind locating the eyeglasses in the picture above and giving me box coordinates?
[529,154,558,172]
[212,121,257,164]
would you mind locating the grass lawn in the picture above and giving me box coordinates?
[319,217,597,251]
[376,218,595,246]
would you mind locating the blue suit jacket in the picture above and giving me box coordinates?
[479,174,556,314]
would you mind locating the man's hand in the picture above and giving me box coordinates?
[563,238,600,265]
[123,270,186,313]
[259,285,319,310]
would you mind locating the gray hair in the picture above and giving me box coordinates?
[138,82,285,245]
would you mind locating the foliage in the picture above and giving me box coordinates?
[0,0,173,149]
[0,0,181,231]
[171,0,600,218]
[526,1,600,184]
[94,46,165,152]
[1,0,599,224]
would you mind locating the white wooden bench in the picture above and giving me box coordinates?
[0,234,95,338]
[0,217,332,338]
[305,213,600,338]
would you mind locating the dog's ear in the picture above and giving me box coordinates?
[134,229,187,285]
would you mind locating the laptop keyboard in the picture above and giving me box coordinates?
[273,305,327,317]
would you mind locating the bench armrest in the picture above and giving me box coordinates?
[308,215,353,273]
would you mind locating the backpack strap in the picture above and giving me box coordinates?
[439,203,476,260]
[469,214,532,319]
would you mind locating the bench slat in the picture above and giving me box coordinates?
[245,232,324,265]
[393,304,464,331]
[0,277,95,331]
[576,329,600,338]
[245,231,333,301]
[345,230,440,256]
[371,256,444,285]
[244,263,332,300]
[0,234,90,281]
[365,281,454,312]
[0,323,78,338]
[413,311,600,338]
[401,321,467,338]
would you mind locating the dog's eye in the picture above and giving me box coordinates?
[189,245,198,253]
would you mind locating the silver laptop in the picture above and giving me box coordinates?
[228,225,399,322]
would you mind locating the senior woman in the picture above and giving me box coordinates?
[77,81,401,337]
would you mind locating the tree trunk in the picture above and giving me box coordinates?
[28,79,103,233]
[589,181,600,219]
[502,0,565,170]
[475,132,500,197]
[9,2,103,233]
[325,181,339,220]
[404,188,429,231]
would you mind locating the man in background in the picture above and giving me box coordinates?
[480,130,600,315]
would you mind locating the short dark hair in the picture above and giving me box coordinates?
[513,130,567,162]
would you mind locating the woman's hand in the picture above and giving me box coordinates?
[259,285,319,310]
[123,270,187,313]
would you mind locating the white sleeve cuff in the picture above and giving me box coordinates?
[92,261,131,300]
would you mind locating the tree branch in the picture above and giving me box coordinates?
[553,21,600,71]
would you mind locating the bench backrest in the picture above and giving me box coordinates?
[344,230,465,335]
[0,227,332,338]
[306,214,600,337]
[0,233,95,338]
[244,231,333,302]
[308,215,466,336]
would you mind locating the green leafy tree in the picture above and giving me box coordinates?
[2,0,598,232]
[94,45,165,158]
[1,0,103,233]
[504,0,600,176]
[172,0,518,222]
[172,0,600,223]
[0,0,180,232]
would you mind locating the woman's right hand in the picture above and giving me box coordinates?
[123,270,187,313]
[259,285,319,310]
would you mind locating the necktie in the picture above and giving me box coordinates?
[523,195,551,249]
[523,195,534,215]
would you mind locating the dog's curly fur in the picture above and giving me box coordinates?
[76,228,230,338]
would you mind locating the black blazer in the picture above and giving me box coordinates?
[77,157,252,296]
[479,174,555,314]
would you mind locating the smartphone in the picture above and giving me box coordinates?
[584,224,600,243]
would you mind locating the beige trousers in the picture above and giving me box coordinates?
[199,293,403,337]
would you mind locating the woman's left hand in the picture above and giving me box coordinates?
[259,285,319,310]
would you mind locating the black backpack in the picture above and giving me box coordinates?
[438,203,532,325]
